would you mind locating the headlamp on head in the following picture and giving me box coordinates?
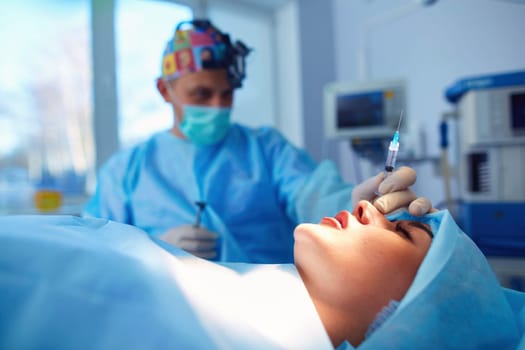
[161,19,251,88]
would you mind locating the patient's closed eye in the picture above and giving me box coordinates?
[394,221,433,241]
[395,222,412,241]
[407,221,434,239]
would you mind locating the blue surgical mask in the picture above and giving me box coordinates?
[179,105,231,146]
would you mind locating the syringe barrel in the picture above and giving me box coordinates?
[385,141,399,172]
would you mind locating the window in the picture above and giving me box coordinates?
[115,0,193,148]
[0,0,92,214]
[0,0,283,215]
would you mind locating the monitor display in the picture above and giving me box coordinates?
[324,79,406,139]
[511,92,525,130]
[336,91,383,128]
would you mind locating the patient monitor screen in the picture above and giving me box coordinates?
[511,92,525,130]
[336,91,383,128]
[324,80,405,139]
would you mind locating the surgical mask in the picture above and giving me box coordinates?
[179,105,231,146]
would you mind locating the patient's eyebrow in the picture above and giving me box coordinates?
[407,221,434,239]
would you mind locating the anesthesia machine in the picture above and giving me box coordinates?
[445,70,525,258]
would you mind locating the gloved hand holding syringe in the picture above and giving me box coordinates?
[351,110,433,216]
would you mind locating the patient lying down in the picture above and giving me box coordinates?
[294,200,433,347]
[0,201,522,349]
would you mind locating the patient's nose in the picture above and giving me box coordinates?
[354,200,383,225]
[354,201,372,224]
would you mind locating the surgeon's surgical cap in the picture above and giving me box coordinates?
[160,19,251,88]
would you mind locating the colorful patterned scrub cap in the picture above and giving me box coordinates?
[160,19,251,88]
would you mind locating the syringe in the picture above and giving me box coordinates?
[384,110,404,175]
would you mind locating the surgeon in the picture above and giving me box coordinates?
[83,19,433,263]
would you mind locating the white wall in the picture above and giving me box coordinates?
[274,0,304,147]
[332,0,525,207]
[296,0,339,162]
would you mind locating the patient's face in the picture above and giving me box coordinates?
[294,200,433,308]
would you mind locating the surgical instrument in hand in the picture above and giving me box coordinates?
[194,201,207,228]
[384,110,403,175]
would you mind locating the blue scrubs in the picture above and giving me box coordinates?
[84,124,354,263]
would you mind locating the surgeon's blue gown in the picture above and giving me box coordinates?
[84,124,354,263]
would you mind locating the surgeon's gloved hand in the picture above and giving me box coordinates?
[351,166,433,216]
[160,225,218,259]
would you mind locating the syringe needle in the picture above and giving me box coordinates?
[396,109,404,132]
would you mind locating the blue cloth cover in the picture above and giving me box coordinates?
[364,300,400,339]
[83,125,354,263]
[0,215,331,350]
